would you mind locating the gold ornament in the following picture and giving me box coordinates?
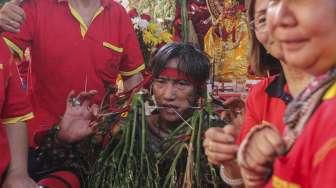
[204,0,251,81]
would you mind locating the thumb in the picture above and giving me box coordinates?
[10,0,23,5]
[223,124,240,138]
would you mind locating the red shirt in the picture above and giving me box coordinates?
[266,82,336,188]
[3,0,144,146]
[0,39,33,176]
[237,74,291,143]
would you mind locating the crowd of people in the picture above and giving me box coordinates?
[0,0,335,187]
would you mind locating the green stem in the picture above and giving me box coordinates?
[140,99,146,173]
[195,110,203,187]
[163,143,187,188]
[117,113,132,171]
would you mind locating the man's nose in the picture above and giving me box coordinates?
[163,82,177,100]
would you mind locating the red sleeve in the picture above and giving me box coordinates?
[311,98,336,187]
[236,78,271,144]
[1,53,33,124]
[312,143,336,188]
[2,0,37,60]
[117,5,145,77]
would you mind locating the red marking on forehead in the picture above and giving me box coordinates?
[159,68,192,82]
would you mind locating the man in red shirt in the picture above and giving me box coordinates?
[0,38,36,188]
[0,0,144,186]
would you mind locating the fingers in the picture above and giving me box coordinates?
[205,148,238,164]
[67,90,97,107]
[0,21,20,33]
[90,104,99,117]
[66,90,76,107]
[5,4,25,22]
[76,90,98,103]
[240,127,284,175]
[205,127,235,144]
[10,0,24,5]
[222,124,239,138]
[241,167,267,188]
[241,131,274,169]
[264,129,286,156]
[204,127,239,165]
[89,121,98,131]
[232,113,244,129]
[0,1,25,32]
[204,138,238,155]
[244,147,272,174]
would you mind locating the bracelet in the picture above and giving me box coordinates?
[220,165,244,186]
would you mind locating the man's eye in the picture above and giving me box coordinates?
[257,16,266,24]
[177,80,191,86]
[155,78,166,83]
[268,0,280,6]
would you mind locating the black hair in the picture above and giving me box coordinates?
[150,42,210,95]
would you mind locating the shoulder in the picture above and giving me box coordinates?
[307,89,336,169]
[21,0,49,7]
[313,81,336,121]
[0,38,12,67]
[19,0,58,13]
[246,76,275,102]
[303,82,336,151]
[248,76,275,94]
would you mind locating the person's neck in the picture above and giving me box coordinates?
[69,0,101,26]
[281,61,313,97]
[70,0,99,8]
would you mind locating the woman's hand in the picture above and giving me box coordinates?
[238,125,286,187]
[204,124,239,166]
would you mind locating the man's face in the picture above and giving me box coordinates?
[152,59,197,124]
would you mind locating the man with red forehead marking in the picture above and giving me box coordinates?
[90,42,226,186]
[150,43,209,126]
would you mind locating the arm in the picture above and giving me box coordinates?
[122,72,144,92]
[1,51,36,188]
[203,125,243,187]
[238,125,286,188]
[118,6,145,87]
[2,123,37,188]
[236,82,265,144]
[0,0,35,60]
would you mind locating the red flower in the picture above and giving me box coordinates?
[128,8,138,18]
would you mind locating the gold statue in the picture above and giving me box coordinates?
[204,0,250,81]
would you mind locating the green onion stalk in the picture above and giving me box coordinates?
[88,91,225,187]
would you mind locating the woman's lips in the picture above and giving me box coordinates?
[280,38,309,51]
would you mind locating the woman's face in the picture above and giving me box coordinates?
[267,0,336,75]
[253,0,283,59]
